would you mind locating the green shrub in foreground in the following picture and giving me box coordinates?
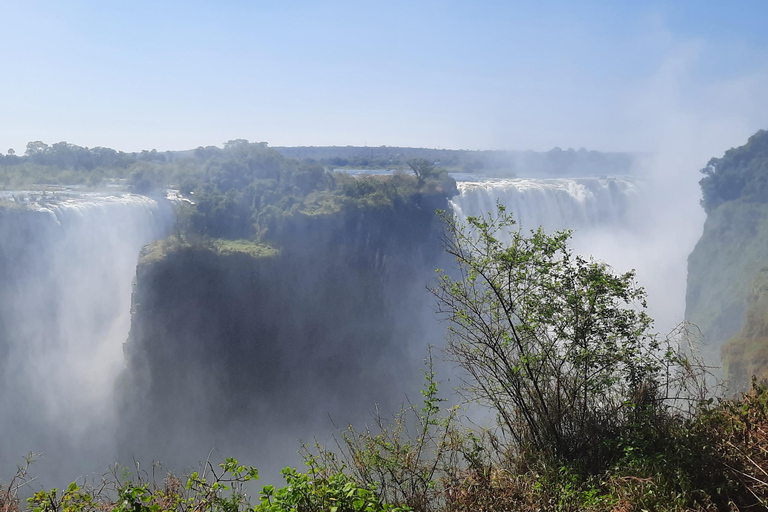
[256,467,410,512]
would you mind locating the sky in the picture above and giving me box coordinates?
[2,0,768,154]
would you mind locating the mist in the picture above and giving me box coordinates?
[0,193,174,483]
[0,151,721,487]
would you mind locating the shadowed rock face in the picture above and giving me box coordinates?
[117,194,453,479]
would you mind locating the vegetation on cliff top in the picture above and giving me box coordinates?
[170,147,454,257]
[0,140,636,189]
[0,139,458,258]
[272,145,635,177]
[699,129,768,213]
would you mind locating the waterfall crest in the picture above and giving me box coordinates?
[450,177,640,233]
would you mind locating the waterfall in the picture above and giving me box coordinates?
[449,174,695,336]
[0,192,174,481]
[450,176,641,233]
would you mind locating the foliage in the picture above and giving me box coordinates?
[1,458,259,512]
[2,455,414,512]
[22,457,260,512]
[0,139,458,244]
[433,205,705,472]
[700,129,768,213]
[13,387,768,512]
[404,160,455,195]
[255,467,410,512]
[693,378,768,509]
[1,454,36,512]
[406,160,438,187]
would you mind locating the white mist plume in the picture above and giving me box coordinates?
[602,34,768,334]
[0,193,173,482]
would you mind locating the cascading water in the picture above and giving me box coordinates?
[448,174,692,335]
[0,191,174,482]
[450,176,641,233]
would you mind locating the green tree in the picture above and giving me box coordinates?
[433,206,694,469]
[699,129,768,213]
[25,140,50,157]
[406,159,437,187]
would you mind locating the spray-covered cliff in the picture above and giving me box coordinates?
[720,269,768,390]
[686,130,768,380]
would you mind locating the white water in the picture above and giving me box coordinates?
[0,192,173,478]
[450,176,641,233]
[448,176,692,334]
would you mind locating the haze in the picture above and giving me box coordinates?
[1,1,767,157]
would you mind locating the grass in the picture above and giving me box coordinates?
[212,238,279,258]
[139,237,279,267]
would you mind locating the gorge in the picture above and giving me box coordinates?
[10,132,768,492]
[0,172,662,484]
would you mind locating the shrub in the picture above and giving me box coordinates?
[433,205,707,473]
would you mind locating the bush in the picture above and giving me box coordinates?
[255,467,410,512]
[433,205,707,472]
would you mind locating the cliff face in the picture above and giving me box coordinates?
[686,202,768,365]
[721,270,768,391]
[118,193,453,474]
[686,130,768,382]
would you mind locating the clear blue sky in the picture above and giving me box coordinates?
[2,0,767,154]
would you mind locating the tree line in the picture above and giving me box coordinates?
[0,139,457,243]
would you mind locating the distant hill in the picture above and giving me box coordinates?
[272,145,638,178]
